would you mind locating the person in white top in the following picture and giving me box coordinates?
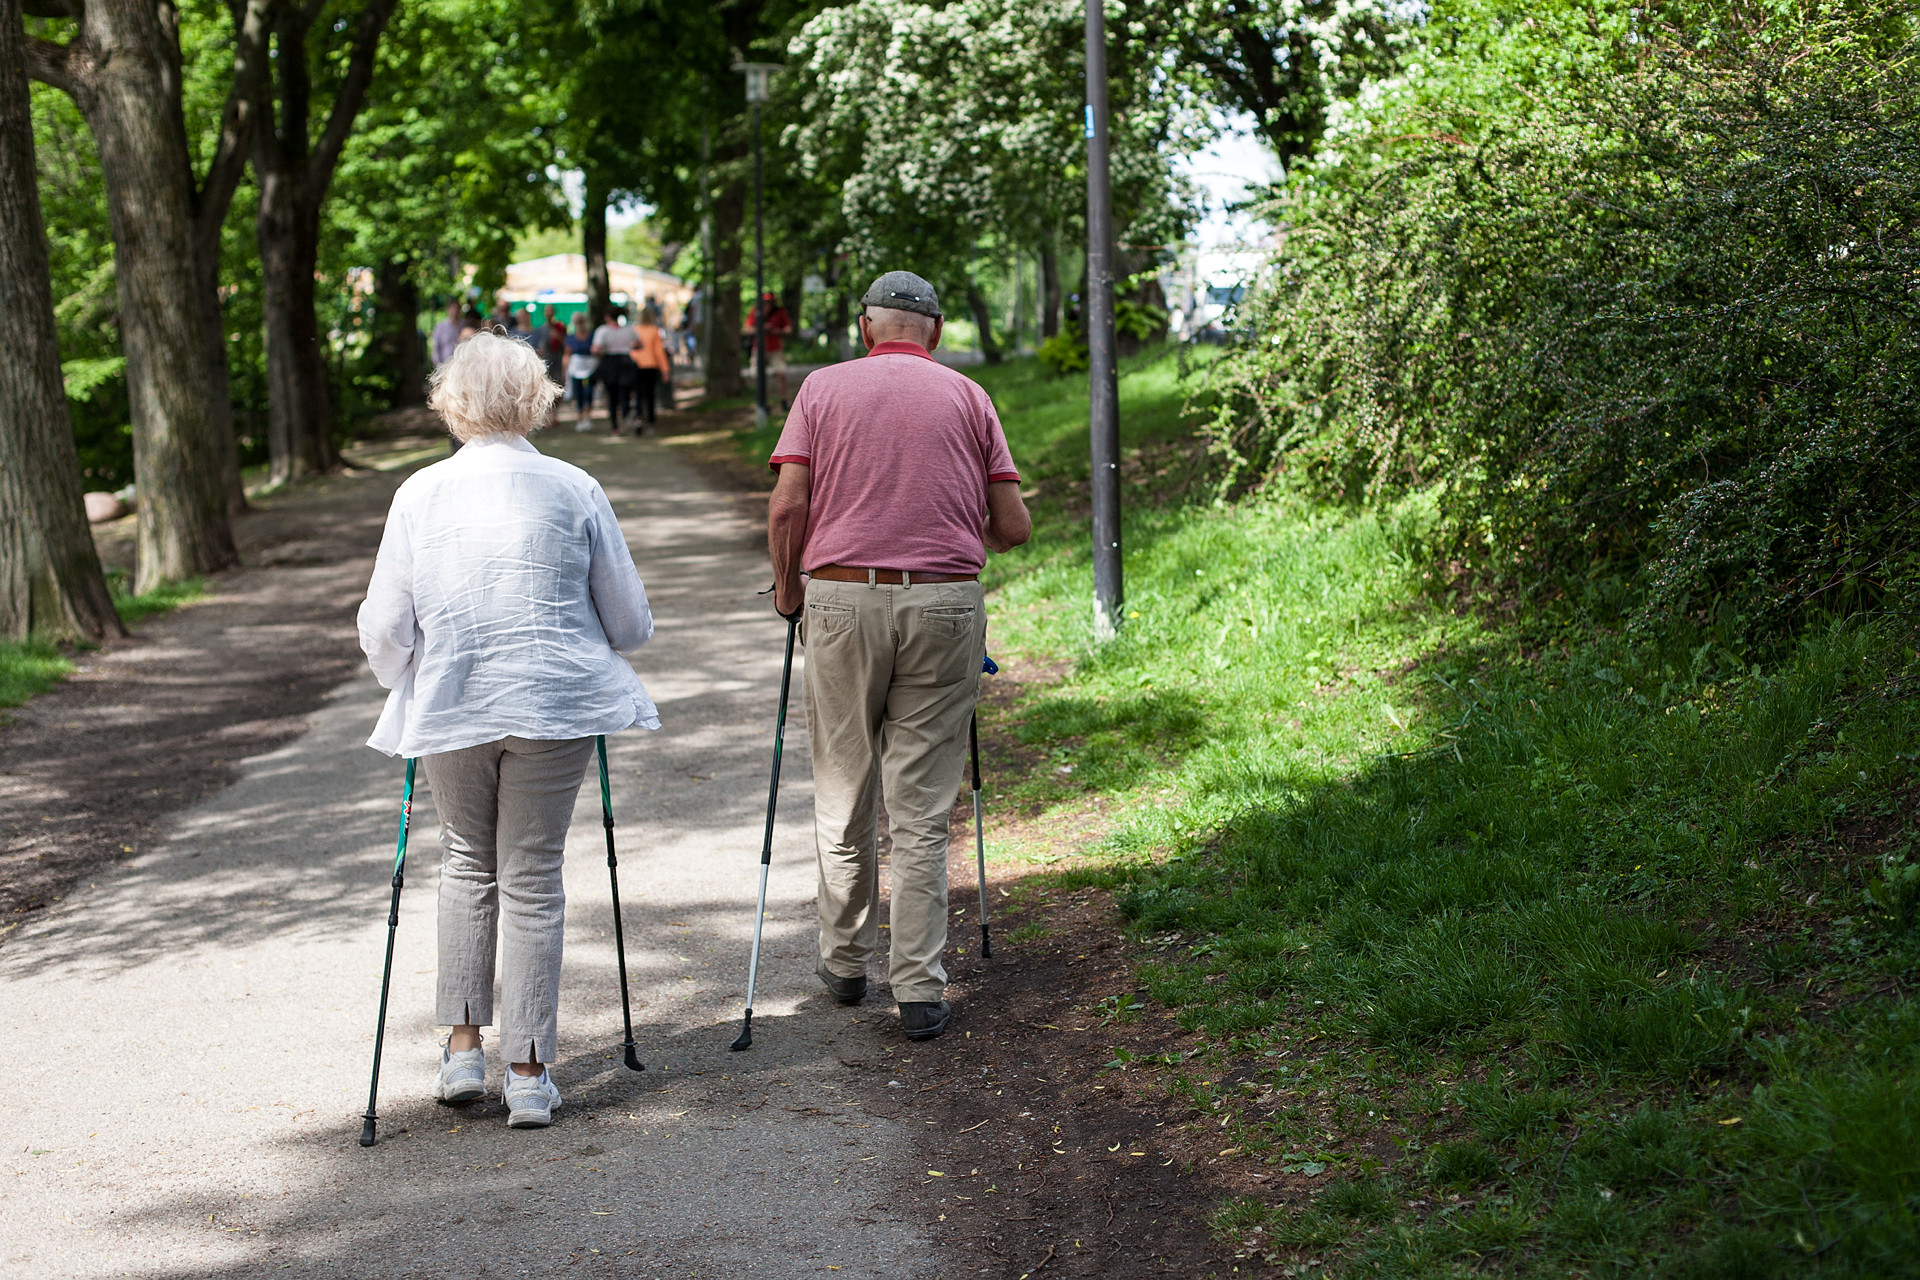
[357,330,658,1128]
[590,310,639,436]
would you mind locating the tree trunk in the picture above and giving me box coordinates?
[257,168,335,483]
[583,175,611,325]
[0,0,123,642]
[250,0,394,487]
[966,281,1002,365]
[27,0,240,592]
[707,177,746,398]
[193,254,249,514]
[373,259,426,408]
[1040,240,1062,338]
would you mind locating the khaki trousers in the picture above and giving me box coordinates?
[803,577,985,1003]
[424,735,595,1065]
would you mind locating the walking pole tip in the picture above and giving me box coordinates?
[358,1114,378,1148]
[624,1043,645,1072]
[730,1010,754,1052]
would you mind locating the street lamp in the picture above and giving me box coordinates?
[734,61,781,428]
[1083,3,1122,639]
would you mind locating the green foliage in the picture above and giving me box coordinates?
[787,0,1200,289]
[970,342,1920,1275]
[1037,325,1089,375]
[1208,2,1920,633]
[0,641,76,710]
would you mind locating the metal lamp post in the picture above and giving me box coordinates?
[735,61,780,428]
[1084,2,1122,639]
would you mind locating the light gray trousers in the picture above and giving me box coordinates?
[423,735,594,1065]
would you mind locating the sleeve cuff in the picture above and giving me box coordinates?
[769,454,810,472]
[988,471,1021,483]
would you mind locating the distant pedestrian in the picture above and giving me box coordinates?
[748,292,795,410]
[431,301,464,367]
[542,307,567,384]
[629,308,670,430]
[512,309,539,348]
[565,313,598,428]
[765,271,1031,1043]
[357,330,659,1128]
[591,309,638,437]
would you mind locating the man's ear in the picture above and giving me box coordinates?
[859,313,875,352]
[927,317,944,353]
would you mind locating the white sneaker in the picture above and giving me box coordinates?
[503,1068,562,1128]
[434,1044,486,1104]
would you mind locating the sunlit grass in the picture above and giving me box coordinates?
[0,640,75,709]
[110,575,204,626]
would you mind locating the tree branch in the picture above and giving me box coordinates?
[193,0,274,257]
[307,0,397,191]
[23,33,75,95]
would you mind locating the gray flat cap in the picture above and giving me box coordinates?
[860,271,942,319]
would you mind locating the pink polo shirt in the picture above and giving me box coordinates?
[769,341,1020,576]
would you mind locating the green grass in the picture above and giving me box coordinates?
[0,639,76,709]
[0,576,205,710]
[948,350,1920,1277]
[110,574,204,625]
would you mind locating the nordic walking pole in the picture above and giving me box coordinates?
[360,758,417,1148]
[973,653,999,958]
[597,736,644,1072]
[970,716,991,958]
[732,614,799,1051]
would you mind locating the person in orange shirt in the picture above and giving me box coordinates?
[630,307,671,431]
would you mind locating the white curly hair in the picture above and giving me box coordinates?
[429,329,561,442]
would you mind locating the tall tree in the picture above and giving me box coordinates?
[1,0,122,642]
[251,0,399,485]
[23,0,269,589]
[324,0,564,406]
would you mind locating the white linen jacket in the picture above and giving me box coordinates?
[357,434,659,757]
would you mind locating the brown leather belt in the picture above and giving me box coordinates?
[808,565,978,585]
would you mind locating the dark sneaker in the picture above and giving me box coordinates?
[899,1000,951,1041]
[816,963,868,1006]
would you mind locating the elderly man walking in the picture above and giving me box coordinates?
[767,271,1032,1041]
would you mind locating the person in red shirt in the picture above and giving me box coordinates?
[747,293,795,410]
[766,271,1031,1042]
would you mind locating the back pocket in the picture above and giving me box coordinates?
[921,605,977,640]
[806,601,856,638]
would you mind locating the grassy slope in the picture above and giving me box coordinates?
[955,351,1919,1278]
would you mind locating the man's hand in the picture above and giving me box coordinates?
[984,480,1032,554]
[769,462,812,618]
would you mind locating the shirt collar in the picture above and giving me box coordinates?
[461,433,539,452]
[866,340,936,362]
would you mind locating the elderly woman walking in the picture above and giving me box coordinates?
[357,331,659,1129]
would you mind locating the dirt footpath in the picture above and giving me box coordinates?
[0,426,950,1279]
[1,410,1238,1279]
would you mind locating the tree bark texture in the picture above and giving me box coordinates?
[252,0,397,487]
[1040,241,1062,338]
[583,176,612,325]
[706,177,745,398]
[0,0,123,642]
[372,259,426,408]
[256,165,335,482]
[966,280,1002,365]
[26,0,241,591]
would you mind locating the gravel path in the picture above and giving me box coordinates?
[1,431,948,1279]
